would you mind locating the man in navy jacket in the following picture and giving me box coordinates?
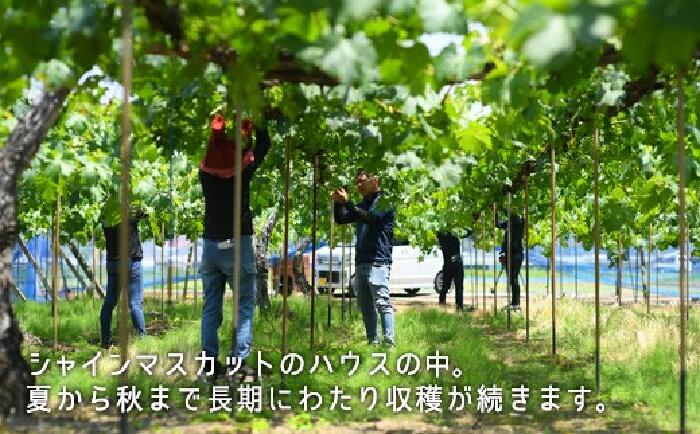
[332,169,395,346]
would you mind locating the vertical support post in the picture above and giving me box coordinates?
[194,237,198,313]
[160,223,165,319]
[574,234,578,299]
[167,235,172,307]
[617,234,623,307]
[482,226,486,312]
[281,137,291,365]
[467,237,472,308]
[118,2,133,430]
[559,242,563,297]
[90,229,96,298]
[51,193,61,350]
[647,224,652,314]
[310,153,318,351]
[507,192,512,330]
[175,235,179,301]
[228,102,244,416]
[525,175,530,342]
[328,199,334,328]
[492,203,497,315]
[551,145,557,356]
[676,68,687,434]
[341,225,346,323]
[152,235,156,303]
[656,242,659,305]
[474,238,478,310]
[594,127,601,392]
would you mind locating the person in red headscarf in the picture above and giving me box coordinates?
[198,111,272,383]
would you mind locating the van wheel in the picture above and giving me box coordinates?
[404,288,420,295]
[434,271,451,294]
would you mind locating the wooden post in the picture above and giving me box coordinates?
[167,232,173,307]
[676,68,687,433]
[327,199,334,328]
[90,229,96,298]
[507,192,512,330]
[525,175,530,342]
[229,103,244,415]
[617,233,623,307]
[574,234,578,299]
[310,153,318,351]
[118,2,133,431]
[152,236,156,304]
[594,127,601,392]
[493,203,497,315]
[559,241,563,297]
[160,224,165,319]
[482,226,486,312]
[281,137,291,364]
[467,236,472,308]
[647,224,652,314]
[51,193,61,350]
[193,238,198,313]
[341,225,346,323]
[551,145,557,356]
[175,234,179,301]
[473,238,478,310]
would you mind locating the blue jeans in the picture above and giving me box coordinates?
[200,236,256,360]
[355,262,395,345]
[100,259,146,345]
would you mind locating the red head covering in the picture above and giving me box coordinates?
[200,114,255,178]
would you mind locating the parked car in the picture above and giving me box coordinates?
[315,241,448,296]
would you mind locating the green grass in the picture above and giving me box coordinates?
[14,295,700,432]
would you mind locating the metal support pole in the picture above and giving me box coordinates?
[118,2,133,430]
[493,204,497,315]
[676,68,687,434]
[341,225,346,323]
[574,234,578,298]
[327,199,334,328]
[618,234,623,307]
[51,193,61,350]
[525,175,530,341]
[507,193,512,330]
[194,237,198,313]
[594,127,601,392]
[551,145,557,356]
[482,226,486,311]
[310,153,318,351]
[281,137,291,364]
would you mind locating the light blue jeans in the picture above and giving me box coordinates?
[355,262,395,345]
[200,236,256,360]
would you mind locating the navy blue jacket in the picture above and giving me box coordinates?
[334,191,394,264]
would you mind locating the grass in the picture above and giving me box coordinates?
[13,293,700,433]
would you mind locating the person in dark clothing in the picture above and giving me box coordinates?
[100,204,146,348]
[495,211,525,309]
[437,231,464,310]
[198,112,271,380]
[333,169,395,346]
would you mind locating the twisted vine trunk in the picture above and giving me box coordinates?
[0,87,70,418]
[293,238,312,295]
[255,207,280,310]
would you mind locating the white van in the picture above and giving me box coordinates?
[314,241,472,295]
